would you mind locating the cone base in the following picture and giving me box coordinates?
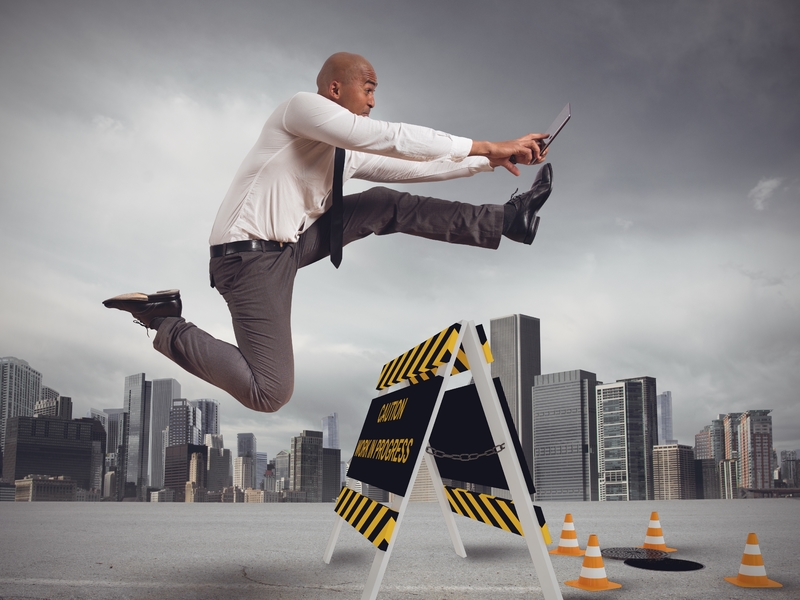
[640,544,677,553]
[724,576,783,588]
[565,578,622,591]
[549,547,586,556]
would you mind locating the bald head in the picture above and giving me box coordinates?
[316,52,377,117]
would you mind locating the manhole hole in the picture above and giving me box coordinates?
[601,547,668,561]
[624,558,705,572]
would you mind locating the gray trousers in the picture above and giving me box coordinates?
[153,186,503,412]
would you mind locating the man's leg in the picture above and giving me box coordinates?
[295,187,505,267]
[153,248,298,413]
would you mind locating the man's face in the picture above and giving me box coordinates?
[336,68,377,117]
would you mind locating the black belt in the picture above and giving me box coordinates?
[210,239,284,258]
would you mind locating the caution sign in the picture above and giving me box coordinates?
[429,378,534,493]
[324,321,563,600]
[347,376,443,497]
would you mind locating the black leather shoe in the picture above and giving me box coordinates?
[504,163,553,245]
[103,289,182,329]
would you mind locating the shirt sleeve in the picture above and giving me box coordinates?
[282,92,473,162]
[349,153,494,183]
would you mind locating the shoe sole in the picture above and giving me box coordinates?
[103,289,180,307]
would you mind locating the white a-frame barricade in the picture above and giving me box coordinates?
[323,321,563,600]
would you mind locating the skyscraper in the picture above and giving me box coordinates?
[274,450,290,490]
[34,396,72,420]
[694,416,725,499]
[123,373,151,500]
[1,357,42,451]
[102,408,126,461]
[237,432,257,458]
[237,433,257,489]
[722,412,743,460]
[322,447,342,502]
[256,451,268,490]
[40,386,59,402]
[150,378,181,489]
[739,410,774,490]
[618,376,658,500]
[322,413,339,449]
[531,369,598,501]
[290,430,322,502]
[164,443,207,502]
[206,435,232,493]
[3,416,106,492]
[596,381,647,501]
[695,417,725,463]
[780,451,798,487]
[233,455,254,490]
[653,443,696,500]
[490,314,541,479]
[190,399,220,437]
[168,399,202,447]
[656,391,677,444]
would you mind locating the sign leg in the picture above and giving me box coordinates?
[323,514,345,564]
[424,451,467,558]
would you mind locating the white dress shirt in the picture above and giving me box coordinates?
[209,92,493,245]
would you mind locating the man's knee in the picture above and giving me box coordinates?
[248,380,293,413]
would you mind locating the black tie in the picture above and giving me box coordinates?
[330,147,345,268]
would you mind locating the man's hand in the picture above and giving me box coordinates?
[470,134,549,176]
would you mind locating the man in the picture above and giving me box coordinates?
[104,52,553,413]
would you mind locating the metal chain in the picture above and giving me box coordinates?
[426,443,505,462]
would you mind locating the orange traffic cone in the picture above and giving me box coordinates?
[565,534,622,591]
[640,511,676,552]
[549,513,585,556]
[724,532,782,588]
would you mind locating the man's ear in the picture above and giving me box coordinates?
[328,80,342,100]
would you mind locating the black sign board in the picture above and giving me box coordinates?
[429,378,535,494]
[347,376,443,497]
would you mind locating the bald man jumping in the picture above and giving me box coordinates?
[104,52,553,413]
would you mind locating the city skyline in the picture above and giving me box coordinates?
[2,349,796,465]
[3,359,793,501]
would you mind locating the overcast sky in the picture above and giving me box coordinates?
[1,1,798,463]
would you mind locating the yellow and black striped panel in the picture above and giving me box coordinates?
[376,323,461,390]
[334,487,398,551]
[376,323,494,390]
[444,486,551,544]
[475,323,494,365]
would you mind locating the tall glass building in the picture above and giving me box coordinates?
[124,373,151,500]
[190,399,220,437]
[490,314,541,479]
[150,378,181,489]
[657,391,677,444]
[618,376,658,500]
[1,357,42,451]
[237,433,257,489]
[531,369,598,501]
[596,381,647,501]
[321,413,339,449]
[290,430,323,502]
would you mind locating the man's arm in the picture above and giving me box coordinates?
[350,154,493,184]
[283,92,473,163]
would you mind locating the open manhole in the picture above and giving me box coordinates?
[624,558,705,572]
[601,547,668,561]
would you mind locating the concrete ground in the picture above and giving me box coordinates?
[0,498,797,599]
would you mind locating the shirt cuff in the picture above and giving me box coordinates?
[449,135,473,162]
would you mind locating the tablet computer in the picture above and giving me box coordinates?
[540,103,571,152]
